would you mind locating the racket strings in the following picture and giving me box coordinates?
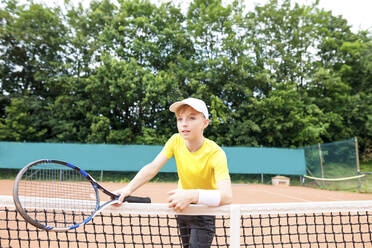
[24,208,91,228]
[17,163,98,228]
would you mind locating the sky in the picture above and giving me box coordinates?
[177,0,372,32]
[19,0,372,32]
[290,0,372,31]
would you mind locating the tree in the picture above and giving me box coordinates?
[0,1,68,98]
[0,96,48,141]
[0,0,371,157]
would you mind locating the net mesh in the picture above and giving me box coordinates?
[1,196,372,247]
[1,208,234,247]
[241,212,372,247]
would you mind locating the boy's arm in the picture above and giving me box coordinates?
[116,152,169,203]
[216,178,233,205]
[167,178,233,211]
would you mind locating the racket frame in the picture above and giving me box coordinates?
[13,159,150,231]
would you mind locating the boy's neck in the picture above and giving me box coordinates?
[185,136,205,153]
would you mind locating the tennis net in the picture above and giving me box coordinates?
[1,195,371,247]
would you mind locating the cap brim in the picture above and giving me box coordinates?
[169,101,185,112]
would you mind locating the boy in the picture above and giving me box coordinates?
[115,97,232,247]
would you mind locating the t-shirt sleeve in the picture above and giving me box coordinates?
[161,134,177,159]
[211,149,230,182]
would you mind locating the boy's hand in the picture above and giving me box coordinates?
[167,189,198,211]
[112,187,131,207]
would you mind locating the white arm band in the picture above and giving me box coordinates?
[197,190,221,206]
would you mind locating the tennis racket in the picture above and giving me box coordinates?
[13,159,151,231]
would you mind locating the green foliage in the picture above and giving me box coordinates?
[0,0,371,156]
[360,160,372,172]
[0,1,68,98]
[0,97,49,141]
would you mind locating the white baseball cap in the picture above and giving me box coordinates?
[169,98,209,119]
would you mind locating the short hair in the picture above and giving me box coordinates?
[175,105,205,119]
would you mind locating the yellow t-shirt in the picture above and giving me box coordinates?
[161,133,230,190]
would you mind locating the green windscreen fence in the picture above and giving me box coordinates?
[0,142,176,172]
[303,138,358,179]
[0,141,306,175]
[224,147,305,175]
[302,138,369,191]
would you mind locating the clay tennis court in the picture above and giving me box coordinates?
[1,180,371,247]
[1,179,371,203]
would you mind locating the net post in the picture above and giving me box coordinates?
[318,143,325,186]
[230,204,241,248]
[355,137,360,173]
[355,137,362,190]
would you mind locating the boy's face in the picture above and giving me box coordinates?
[176,106,209,141]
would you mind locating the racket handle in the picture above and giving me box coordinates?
[124,196,151,203]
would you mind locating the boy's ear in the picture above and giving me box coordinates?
[203,118,210,129]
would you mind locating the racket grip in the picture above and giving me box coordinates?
[124,196,151,203]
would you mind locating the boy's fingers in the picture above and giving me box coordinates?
[118,192,128,203]
[168,199,176,208]
[167,189,177,195]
